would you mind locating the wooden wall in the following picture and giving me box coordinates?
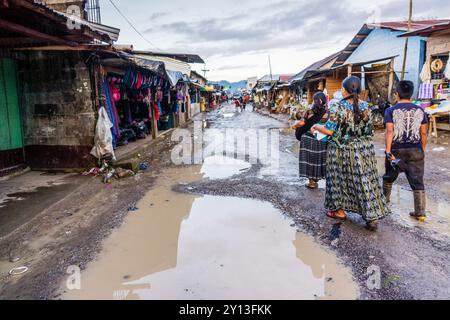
[427,30,450,56]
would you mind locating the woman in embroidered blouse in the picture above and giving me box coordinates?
[311,76,389,231]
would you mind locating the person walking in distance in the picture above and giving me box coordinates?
[383,81,429,221]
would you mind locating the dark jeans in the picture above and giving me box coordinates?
[383,148,425,191]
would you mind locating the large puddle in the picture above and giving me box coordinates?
[63,167,358,300]
[201,156,251,180]
[375,157,450,237]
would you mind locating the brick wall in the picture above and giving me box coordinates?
[17,51,96,169]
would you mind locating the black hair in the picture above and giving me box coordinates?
[312,91,327,114]
[396,81,414,100]
[342,76,362,123]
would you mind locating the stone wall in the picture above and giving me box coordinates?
[17,51,96,169]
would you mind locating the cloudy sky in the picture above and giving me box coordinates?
[99,0,450,82]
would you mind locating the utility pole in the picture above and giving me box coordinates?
[268,55,273,81]
[401,0,413,80]
[201,64,210,79]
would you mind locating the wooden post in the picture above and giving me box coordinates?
[347,64,353,77]
[388,58,396,103]
[401,0,413,80]
[361,66,365,90]
[179,102,183,126]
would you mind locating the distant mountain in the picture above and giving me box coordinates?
[210,80,247,93]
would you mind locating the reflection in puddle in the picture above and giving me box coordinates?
[201,156,251,179]
[64,168,358,300]
[390,185,450,236]
[376,157,450,237]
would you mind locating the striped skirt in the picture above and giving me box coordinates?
[299,132,327,180]
[325,139,390,222]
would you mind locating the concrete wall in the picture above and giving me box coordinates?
[345,29,426,98]
[17,51,96,169]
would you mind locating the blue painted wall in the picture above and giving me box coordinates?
[345,29,426,98]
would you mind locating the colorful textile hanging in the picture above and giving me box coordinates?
[103,78,121,147]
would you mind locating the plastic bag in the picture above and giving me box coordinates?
[91,107,116,160]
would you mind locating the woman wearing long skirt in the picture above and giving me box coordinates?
[312,76,389,231]
[293,92,329,189]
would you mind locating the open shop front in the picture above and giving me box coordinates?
[99,55,191,158]
[418,53,450,137]
[104,66,165,149]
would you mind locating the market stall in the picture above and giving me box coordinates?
[400,22,450,137]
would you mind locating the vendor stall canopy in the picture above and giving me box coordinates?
[132,51,205,64]
[101,51,204,87]
[0,0,120,47]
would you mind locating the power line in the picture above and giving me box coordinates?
[108,0,162,51]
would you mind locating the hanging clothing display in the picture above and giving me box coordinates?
[418,83,433,100]
[103,78,121,147]
[420,56,432,83]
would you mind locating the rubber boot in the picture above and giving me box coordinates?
[410,190,427,221]
[383,182,393,204]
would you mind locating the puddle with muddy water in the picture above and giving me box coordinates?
[375,157,450,237]
[201,156,251,179]
[63,167,358,300]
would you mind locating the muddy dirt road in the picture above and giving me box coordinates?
[1,103,449,300]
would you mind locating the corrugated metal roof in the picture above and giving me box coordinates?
[290,51,342,83]
[258,74,293,83]
[399,21,450,37]
[332,20,450,68]
[132,51,205,64]
[132,53,192,75]
[30,0,119,43]
[368,20,450,32]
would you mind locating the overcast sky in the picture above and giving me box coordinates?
[99,0,450,82]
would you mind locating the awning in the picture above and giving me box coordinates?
[118,52,165,74]
[132,51,205,64]
[256,84,275,93]
[117,52,185,86]
[132,54,191,75]
[202,86,215,92]
[189,81,205,89]
[335,55,399,70]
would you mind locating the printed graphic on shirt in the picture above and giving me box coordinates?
[392,108,424,144]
